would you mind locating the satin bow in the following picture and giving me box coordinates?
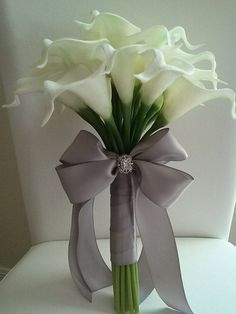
[56,128,194,314]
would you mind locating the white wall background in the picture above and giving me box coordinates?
[0,0,235,267]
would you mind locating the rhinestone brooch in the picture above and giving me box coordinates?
[117,155,134,174]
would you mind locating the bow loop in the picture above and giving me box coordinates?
[60,130,109,164]
[57,130,118,204]
[56,160,116,204]
[135,160,193,209]
[131,128,188,164]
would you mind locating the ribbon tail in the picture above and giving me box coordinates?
[68,204,92,301]
[135,190,193,314]
[69,201,112,302]
[138,248,154,303]
[130,174,154,304]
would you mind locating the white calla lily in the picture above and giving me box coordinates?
[110,45,145,105]
[187,69,222,89]
[44,64,112,123]
[7,37,113,124]
[122,25,169,48]
[161,77,236,123]
[162,47,216,72]
[169,26,203,50]
[75,10,140,48]
[41,87,86,127]
[35,38,109,69]
[16,62,67,93]
[160,47,218,88]
[136,49,194,105]
[40,64,90,125]
[15,38,110,96]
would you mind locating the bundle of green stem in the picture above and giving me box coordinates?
[112,263,140,313]
[79,85,164,314]
[80,85,165,155]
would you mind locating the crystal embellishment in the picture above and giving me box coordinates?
[117,155,134,174]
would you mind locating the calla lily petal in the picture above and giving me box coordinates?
[75,10,140,47]
[135,49,166,82]
[2,95,21,108]
[15,63,66,93]
[138,68,190,106]
[162,47,216,72]
[95,43,115,74]
[136,49,194,105]
[161,47,219,88]
[110,45,145,105]
[36,38,109,69]
[41,90,56,126]
[122,25,169,48]
[44,65,112,121]
[67,73,112,120]
[31,38,53,68]
[14,39,109,97]
[57,91,86,113]
[162,77,236,122]
[41,88,86,127]
[169,26,203,50]
[187,69,221,89]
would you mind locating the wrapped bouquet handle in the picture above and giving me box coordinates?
[56,128,194,314]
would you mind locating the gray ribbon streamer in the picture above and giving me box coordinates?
[56,128,194,314]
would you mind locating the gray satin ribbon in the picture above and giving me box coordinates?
[110,172,137,265]
[56,128,194,314]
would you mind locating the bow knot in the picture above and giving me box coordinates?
[117,155,134,174]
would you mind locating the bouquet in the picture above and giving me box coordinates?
[7,10,235,314]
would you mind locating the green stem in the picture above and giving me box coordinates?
[126,266,133,312]
[139,106,162,136]
[106,118,125,154]
[112,263,140,314]
[78,107,112,151]
[144,105,161,125]
[142,113,168,140]
[122,104,131,153]
[106,124,120,153]
[112,86,123,132]
[131,103,150,147]
[131,85,141,122]
[120,266,125,313]
[131,264,139,312]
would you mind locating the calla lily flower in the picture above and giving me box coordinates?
[110,45,145,105]
[136,49,194,106]
[35,37,109,69]
[75,10,140,48]
[10,37,113,124]
[160,77,236,123]
[16,38,110,93]
[168,26,203,50]
[121,25,169,48]
[122,25,201,51]
[43,64,112,124]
